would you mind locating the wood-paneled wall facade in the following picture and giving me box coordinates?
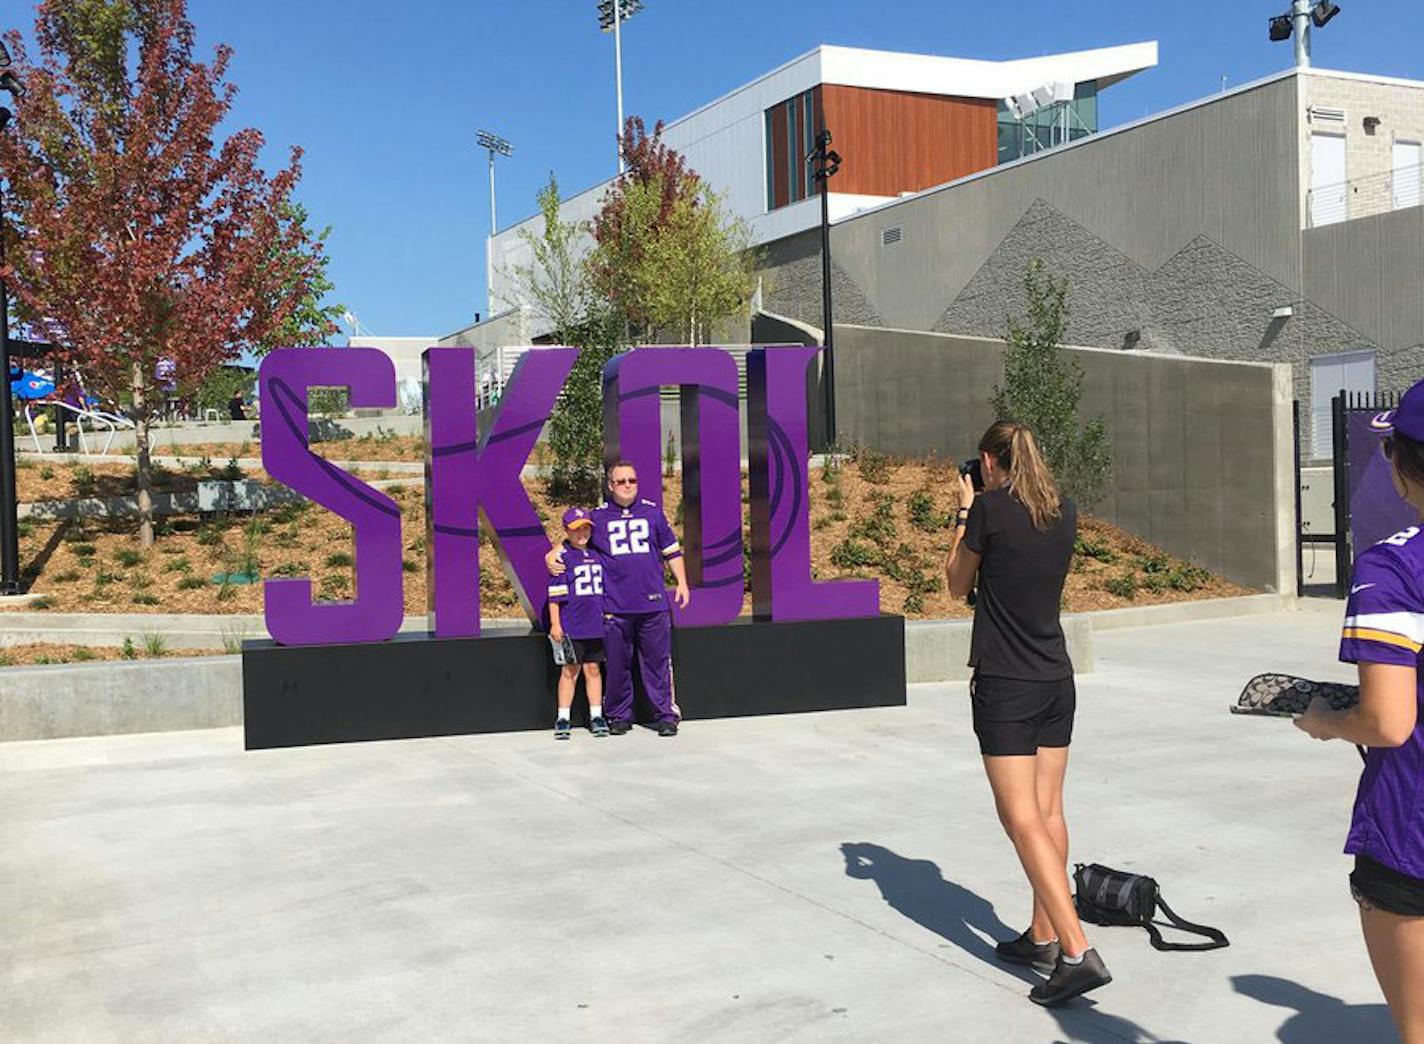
[764,84,997,210]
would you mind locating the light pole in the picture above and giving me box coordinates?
[0,42,23,594]
[476,130,512,319]
[808,128,841,446]
[598,0,643,174]
[1269,1,1342,67]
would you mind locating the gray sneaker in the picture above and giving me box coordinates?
[995,930,1060,974]
[590,716,610,737]
[1029,948,1112,1007]
[554,719,572,741]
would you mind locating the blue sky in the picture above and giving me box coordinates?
[18,1,1423,338]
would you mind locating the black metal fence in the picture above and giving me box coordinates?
[1296,390,1402,598]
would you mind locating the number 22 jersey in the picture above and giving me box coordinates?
[590,498,682,615]
[546,544,607,640]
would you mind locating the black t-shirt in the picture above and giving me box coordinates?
[962,488,1077,680]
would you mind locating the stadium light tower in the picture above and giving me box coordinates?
[476,130,513,317]
[1270,1,1342,67]
[598,0,643,174]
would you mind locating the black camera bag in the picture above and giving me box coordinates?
[1073,863,1229,953]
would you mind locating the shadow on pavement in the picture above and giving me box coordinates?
[1231,974,1394,1042]
[841,842,1180,1044]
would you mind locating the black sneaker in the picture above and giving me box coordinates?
[554,719,572,741]
[995,930,1060,974]
[607,719,631,736]
[1029,949,1112,1007]
[590,716,610,737]
[657,720,678,737]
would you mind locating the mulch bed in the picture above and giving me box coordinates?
[6,453,1251,618]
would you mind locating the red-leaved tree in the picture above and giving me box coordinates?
[0,0,330,545]
[588,116,703,331]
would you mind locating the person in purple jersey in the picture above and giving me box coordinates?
[1297,378,1424,1043]
[547,507,610,740]
[548,461,690,737]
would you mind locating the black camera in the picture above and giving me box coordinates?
[959,458,984,492]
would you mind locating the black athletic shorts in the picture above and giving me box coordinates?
[970,673,1076,756]
[1350,854,1424,917]
[566,638,605,664]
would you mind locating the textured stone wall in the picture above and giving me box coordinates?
[757,228,884,330]
[928,199,1420,459]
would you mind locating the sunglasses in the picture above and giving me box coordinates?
[611,477,638,486]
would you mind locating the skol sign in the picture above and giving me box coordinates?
[258,345,879,646]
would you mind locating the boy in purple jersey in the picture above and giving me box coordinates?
[1296,379,1424,1042]
[548,461,690,737]
[547,508,610,739]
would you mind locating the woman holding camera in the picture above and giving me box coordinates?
[1295,383,1424,1043]
[945,420,1110,1007]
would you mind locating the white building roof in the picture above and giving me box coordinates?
[489,41,1157,325]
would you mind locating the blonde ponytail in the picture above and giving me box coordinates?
[979,421,1062,530]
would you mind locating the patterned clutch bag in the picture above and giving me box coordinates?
[1231,673,1360,718]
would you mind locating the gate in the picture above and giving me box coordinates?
[1297,390,1414,598]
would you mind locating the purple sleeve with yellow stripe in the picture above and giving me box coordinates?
[547,549,569,605]
[656,510,683,560]
[1340,544,1424,667]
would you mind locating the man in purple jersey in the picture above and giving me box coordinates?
[1296,379,1424,1041]
[549,461,690,736]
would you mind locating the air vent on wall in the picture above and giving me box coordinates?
[881,225,902,246]
[1310,106,1346,126]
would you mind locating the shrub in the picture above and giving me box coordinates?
[195,528,223,546]
[71,543,97,557]
[402,558,419,573]
[52,570,81,583]
[272,562,305,577]
[830,538,877,569]
[853,446,894,484]
[143,634,167,657]
[1074,535,1117,564]
[28,597,54,610]
[1168,563,1212,592]
[72,647,96,662]
[908,489,947,532]
[177,576,207,590]
[39,464,54,480]
[1103,572,1138,600]
[1139,552,1170,575]
[120,637,137,660]
[324,551,354,569]
[115,549,144,568]
[131,592,161,606]
[162,557,191,574]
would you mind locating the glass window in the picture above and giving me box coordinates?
[997,81,1097,165]
[763,88,818,211]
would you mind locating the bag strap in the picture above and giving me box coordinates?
[1143,895,1230,952]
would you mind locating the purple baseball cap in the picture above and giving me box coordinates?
[561,506,593,529]
[1370,378,1424,442]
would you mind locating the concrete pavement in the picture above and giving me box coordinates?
[0,607,1397,1042]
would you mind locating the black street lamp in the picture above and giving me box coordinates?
[0,39,22,594]
[808,128,841,445]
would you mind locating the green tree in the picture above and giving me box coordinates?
[638,181,756,346]
[545,315,620,502]
[255,201,344,353]
[989,259,1112,508]
[510,173,587,344]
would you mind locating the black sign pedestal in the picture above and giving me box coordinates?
[241,615,906,750]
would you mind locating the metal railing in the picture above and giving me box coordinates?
[1307,162,1423,228]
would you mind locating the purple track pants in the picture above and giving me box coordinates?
[603,611,678,725]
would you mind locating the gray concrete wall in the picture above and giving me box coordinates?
[753,71,1424,462]
[833,326,1294,592]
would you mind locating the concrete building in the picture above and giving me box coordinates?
[756,66,1424,462]
[486,41,1158,321]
